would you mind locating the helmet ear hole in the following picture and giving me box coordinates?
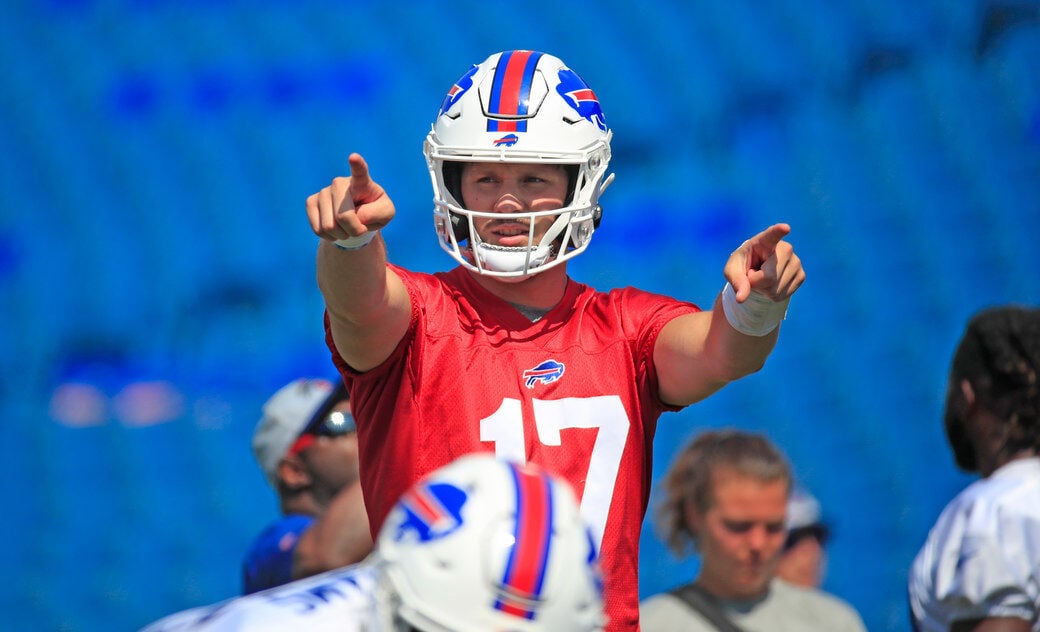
[441,161,469,241]
[563,164,579,205]
[442,161,465,208]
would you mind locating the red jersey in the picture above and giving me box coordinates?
[326,265,700,631]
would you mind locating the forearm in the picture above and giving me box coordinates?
[705,290,780,379]
[656,292,782,407]
[951,617,1032,632]
[317,236,392,328]
[291,484,373,578]
[316,237,410,371]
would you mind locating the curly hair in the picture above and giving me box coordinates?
[944,305,1040,471]
[654,429,791,557]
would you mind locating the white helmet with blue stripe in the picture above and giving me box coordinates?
[423,50,614,278]
[373,453,606,631]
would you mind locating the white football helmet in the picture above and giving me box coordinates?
[372,453,606,631]
[423,50,614,278]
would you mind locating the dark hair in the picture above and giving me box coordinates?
[944,305,1040,470]
[783,524,829,551]
[655,429,791,556]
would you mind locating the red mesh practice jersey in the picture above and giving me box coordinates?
[327,265,700,631]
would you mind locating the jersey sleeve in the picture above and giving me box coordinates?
[910,472,1040,628]
[606,286,701,414]
[937,533,1037,621]
[143,565,379,632]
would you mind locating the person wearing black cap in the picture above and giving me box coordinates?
[777,486,831,589]
[242,378,372,594]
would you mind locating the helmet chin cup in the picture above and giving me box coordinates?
[425,50,613,278]
[473,243,553,276]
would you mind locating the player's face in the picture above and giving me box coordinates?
[688,468,788,600]
[459,162,568,246]
[943,378,981,472]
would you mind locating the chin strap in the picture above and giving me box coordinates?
[539,213,571,249]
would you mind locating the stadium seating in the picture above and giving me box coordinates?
[1,2,1037,630]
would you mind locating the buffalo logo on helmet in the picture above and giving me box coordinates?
[438,64,479,117]
[393,481,467,542]
[556,68,607,131]
[493,133,519,147]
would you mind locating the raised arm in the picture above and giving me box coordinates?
[655,223,805,407]
[306,153,411,371]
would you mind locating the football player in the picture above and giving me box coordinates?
[306,49,805,630]
[909,305,1040,631]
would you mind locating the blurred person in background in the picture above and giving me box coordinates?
[776,486,830,589]
[640,429,866,631]
[908,305,1040,631]
[305,48,805,631]
[142,454,606,631]
[242,378,372,594]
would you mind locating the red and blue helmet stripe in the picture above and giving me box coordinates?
[494,462,554,620]
[486,50,545,133]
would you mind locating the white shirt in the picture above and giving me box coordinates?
[140,563,382,632]
[908,457,1040,631]
[639,578,867,632]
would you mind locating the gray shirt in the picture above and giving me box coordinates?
[639,578,868,632]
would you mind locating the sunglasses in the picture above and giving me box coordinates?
[308,409,356,437]
[288,408,356,456]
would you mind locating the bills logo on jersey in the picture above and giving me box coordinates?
[493,133,519,147]
[438,64,479,117]
[556,68,607,131]
[393,482,467,542]
[522,360,565,388]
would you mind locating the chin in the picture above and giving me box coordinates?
[491,271,543,284]
[737,574,771,597]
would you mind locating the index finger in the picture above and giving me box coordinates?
[347,152,373,193]
[753,223,791,251]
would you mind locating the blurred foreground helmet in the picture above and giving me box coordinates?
[374,453,606,631]
[424,50,614,277]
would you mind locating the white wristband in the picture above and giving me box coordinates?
[721,282,789,337]
[333,230,378,251]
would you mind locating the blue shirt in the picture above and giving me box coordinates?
[241,515,314,594]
